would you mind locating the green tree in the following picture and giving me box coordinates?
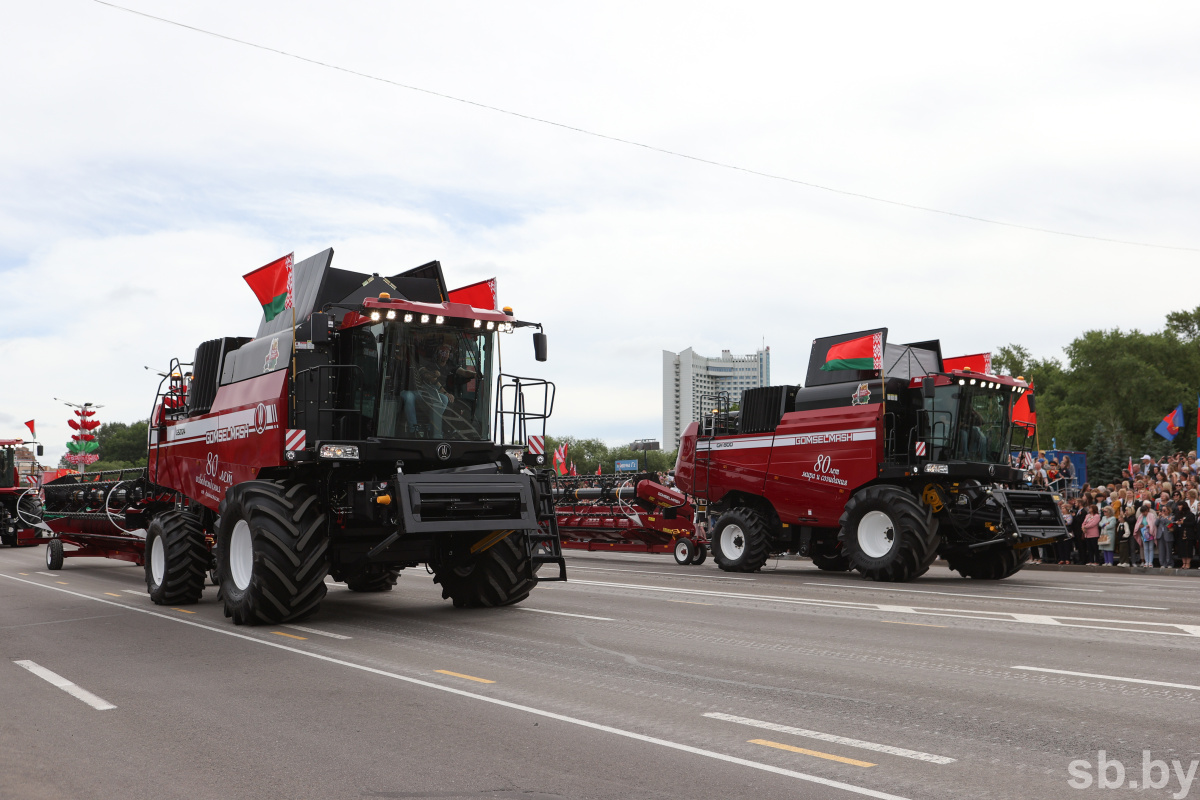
[89,420,150,471]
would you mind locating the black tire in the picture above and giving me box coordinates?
[433,531,538,608]
[45,538,64,570]
[216,481,329,625]
[946,546,1029,579]
[691,543,708,565]
[144,511,208,605]
[711,508,771,572]
[17,493,43,525]
[839,486,939,582]
[811,546,851,572]
[345,565,402,592]
[673,538,695,565]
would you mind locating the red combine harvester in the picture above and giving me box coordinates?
[37,249,565,624]
[0,439,46,548]
[551,474,706,565]
[674,329,1066,581]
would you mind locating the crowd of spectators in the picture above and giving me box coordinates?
[1028,452,1198,569]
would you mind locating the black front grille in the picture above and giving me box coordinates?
[414,492,524,522]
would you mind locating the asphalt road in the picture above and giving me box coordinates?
[2,546,1199,800]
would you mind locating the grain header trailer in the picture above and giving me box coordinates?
[674,329,1066,581]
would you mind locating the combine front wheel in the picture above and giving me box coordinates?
[711,508,771,572]
[145,511,208,605]
[216,481,329,625]
[839,486,939,582]
[433,531,538,608]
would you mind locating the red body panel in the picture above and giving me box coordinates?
[676,404,884,528]
[150,371,288,511]
[764,404,882,526]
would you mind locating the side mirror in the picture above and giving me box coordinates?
[533,332,548,362]
[36,445,44,457]
[920,377,935,401]
[1027,393,1037,413]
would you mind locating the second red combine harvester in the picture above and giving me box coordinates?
[674,329,1066,581]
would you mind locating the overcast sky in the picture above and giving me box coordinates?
[3,1,1198,461]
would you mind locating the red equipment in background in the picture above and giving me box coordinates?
[551,474,708,565]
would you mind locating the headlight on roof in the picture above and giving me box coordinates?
[319,444,360,460]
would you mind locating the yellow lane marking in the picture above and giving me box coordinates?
[272,631,307,640]
[750,739,876,767]
[56,581,68,585]
[172,608,196,614]
[104,593,122,597]
[436,670,495,684]
[665,599,713,606]
[881,620,947,628]
[18,572,29,575]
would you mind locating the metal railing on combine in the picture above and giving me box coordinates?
[495,374,555,448]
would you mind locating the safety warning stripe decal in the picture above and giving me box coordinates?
[285,429,306,451]
[527,435,545,455]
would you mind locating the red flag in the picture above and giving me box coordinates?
[243,253,294,322]
[595,463,602,475]
[552,442,569,475]
[23,420,35,438]
[569,462,577,476]
[1013,383,1036,426]
[820,332,883,371]
[944,353,992,375]
[448,278,497,311]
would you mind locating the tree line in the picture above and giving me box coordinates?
[544,436,677,475]
[992,304,1200,483]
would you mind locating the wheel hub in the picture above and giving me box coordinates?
[230,520,254,591]
[150,535,166,585]
[858,510,897,559]
[721,524,746,560]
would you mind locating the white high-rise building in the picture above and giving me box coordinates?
[662,346,770,450]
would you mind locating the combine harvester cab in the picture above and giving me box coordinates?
[43,249,565,624]
[674,328,1066,581]
[0,439,47,548]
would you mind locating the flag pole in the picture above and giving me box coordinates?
[289,254,297,428]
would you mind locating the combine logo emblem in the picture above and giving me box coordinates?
[851,383,872,405]
[437,443,452,461]
[255,403,269,434]
[264,337,280,372]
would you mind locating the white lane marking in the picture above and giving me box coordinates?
[569,579,1200,637]
[122,589,143,594]
[801,581,1165,610]
[13,660,117,710]
[995,584,1103,593]
[517,608,614,621]
[569,566,755,581]
[704,712,955,765]
[0,575,912,800]
[1011,666,1200,691]
[283,625,351,640]
[36,572,56,577]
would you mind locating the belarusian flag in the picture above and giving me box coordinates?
[820,332,883,371]
[243,253,294,322]
[552,442,568,475]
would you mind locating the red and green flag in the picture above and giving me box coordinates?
[820,332,883,371]
[243,253,294,322]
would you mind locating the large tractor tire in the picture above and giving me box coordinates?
[344,565,402,592]
[946,546,1029,580]
[433,531,538,609]
[216,481,329,625]
[711,508,772,573]
[144,511,208,605]
[839,486,939,582]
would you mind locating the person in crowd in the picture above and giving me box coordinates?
[1080,505,1101,565]
[1046,460,1059,489]
[1157,499,1175,569]
[1136,501,1157,567]
[1116,503,1136,566]
[1056,500,1075,565]
[1098,506,1117,565]
[1060,456,1075,488]
[1172,490,1195,571]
